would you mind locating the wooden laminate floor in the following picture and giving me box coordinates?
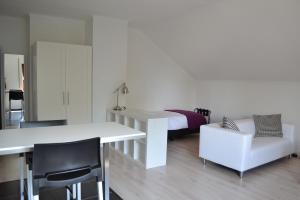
[0,180,122,200]
[110,134,300,200]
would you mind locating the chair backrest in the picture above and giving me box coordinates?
[194,108,211,123]
[33,137,101,183]
[20,120,67,128]
[9,89,24,100]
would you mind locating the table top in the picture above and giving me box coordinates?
[0,122,145,156]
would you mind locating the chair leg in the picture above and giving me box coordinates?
[203,159,206,166]
[9,100,12,122]
[21,100,24,120]
[240,171,244,179]
[33,195,39,200]
[29,170,33,200]
[97,181,103,200]
[72,184,77,199]
[19,155,24,200]
[67,188,71,200]
[103,143,110,200]
[32,179,40,200]
[77,183,81,200]
[26,165,31,200]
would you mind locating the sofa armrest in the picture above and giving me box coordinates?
[282,123,295,152]
[199,125,253,171]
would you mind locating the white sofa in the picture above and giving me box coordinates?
[199,119,295,177]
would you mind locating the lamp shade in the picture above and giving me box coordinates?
[122,84,129,94]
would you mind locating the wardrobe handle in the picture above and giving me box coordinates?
[62,92,65,105]
[67,92,70,105]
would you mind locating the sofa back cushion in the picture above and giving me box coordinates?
[222,117,240,131]
[235,119,256,136]
[253,114,283,137]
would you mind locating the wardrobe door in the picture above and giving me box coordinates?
[65,45,92,124]
[36,42,67,120]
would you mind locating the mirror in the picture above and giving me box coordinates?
[3,54,25,129]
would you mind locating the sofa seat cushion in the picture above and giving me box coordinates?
[248,137,291,169]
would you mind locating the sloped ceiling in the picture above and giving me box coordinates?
[0,0,210,26]
[1,0,299,81]
[137,0,300,81]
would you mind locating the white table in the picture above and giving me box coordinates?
[0,122,146,200]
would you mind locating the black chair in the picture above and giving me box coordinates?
[19,120,67,200]
[8,89,24,121]
[194,108,211,124]
[32,138,103,200]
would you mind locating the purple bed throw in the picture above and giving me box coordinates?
[166,109,207,130]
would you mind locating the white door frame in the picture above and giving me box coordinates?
[0,51,5,129]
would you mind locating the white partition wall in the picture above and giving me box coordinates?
[92,16,128,123]
[107,109,168,169]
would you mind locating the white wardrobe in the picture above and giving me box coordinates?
[32,41,92,124]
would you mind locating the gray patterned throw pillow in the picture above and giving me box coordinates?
[222,117,240,131]
[253,114,283,137]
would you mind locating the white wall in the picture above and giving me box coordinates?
[92,16,128,122]
[0,155,23,182]
[0,16,27,55]
[197,80,300,152]
[0,16,27,117]
[4,54,24,90]
[85,18,93,45]
[126,29,196,111]
[0,16,27,183]
[29,14,87,46]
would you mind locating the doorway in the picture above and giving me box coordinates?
[3,54,25,129]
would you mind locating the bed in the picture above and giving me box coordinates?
[156,108,211,138]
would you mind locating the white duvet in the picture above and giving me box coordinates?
[152,111,188,130]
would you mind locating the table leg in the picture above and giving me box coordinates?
[9,100,12,122]
[77,183,81,200]
[19,155,24,200]
[103,143,110,200]
[72,184,77,199]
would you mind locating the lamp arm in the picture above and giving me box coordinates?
[116,88,119,107]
